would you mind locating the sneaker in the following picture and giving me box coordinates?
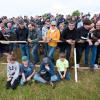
[50,82,56,89]
[94,64,98,69]
[76,64,80,68]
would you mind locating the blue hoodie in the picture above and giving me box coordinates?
[39,57,55,76]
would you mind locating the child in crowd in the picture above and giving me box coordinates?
[56,53,70,80]
[20,56,35,85]
[6,54,20,90]
[34,57,58,88]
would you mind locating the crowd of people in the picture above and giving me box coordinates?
[0,13,100,89]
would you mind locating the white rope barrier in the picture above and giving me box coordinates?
[0,40,62,44]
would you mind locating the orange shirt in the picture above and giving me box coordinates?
[47,29,60,47]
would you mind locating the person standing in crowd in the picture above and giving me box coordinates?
[2,16,8,28]
[61,21,77,64]
[28,22,42,64]
[57,15,65,27]
[5,22,17,54]
[0,29,6,57]
[95,21,100,67]
[6,55,20,90]
[77,17,83,29]
[90,20,100,69]
[20,56,35,85]
[76,19,92,68]
[57,23,65,52]
[0,22,10,56]
[0,22,7,35]
[34,57,58,88]
[46,21,60,62]
[16,19,30,60]
[42,19,50,56]
[56,53,70,81]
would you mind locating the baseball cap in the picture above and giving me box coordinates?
[22,56,28,61]
[51,21,56,26]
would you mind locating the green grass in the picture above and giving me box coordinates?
[0,63,100,100]
[0,49,100,100]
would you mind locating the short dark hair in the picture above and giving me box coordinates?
[83,18,92,25]
[59,52,66,58]
[45,19,50,22]
[29,22,36,27]
[68,20,75,24]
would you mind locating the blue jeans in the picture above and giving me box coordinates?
[65,45,71,62]
[85,45,97,67]
[95,45,100,64]
[57,71,71,81]
[34,74,58,83]
[32,44,39,64]
[44,43,48,57]
[19,44,30,60]
[48,46,56,60]
[76,44,85,64]
[20,67,33,85]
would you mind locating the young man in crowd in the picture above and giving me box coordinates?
[0,22,13,56]
[88,20,100,69]
[95,21,100,67]
[16,19,30,60]
[76,19,92,68]
[20,56,35,85]
[42,19,50,56]
[61,21,77,64]
[5,22,17,54]
[0,30,6,57]
[28,22,42,64]
[57,23,65,53]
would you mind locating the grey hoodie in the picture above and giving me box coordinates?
[7,61,20,84]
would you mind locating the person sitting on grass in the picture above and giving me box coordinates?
[20,56,35,85]
[6,54,20,90]
[56,53,70,81]
[34,57,58,88]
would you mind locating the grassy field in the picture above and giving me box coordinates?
[0,49,100,100]
[0,62,100,100]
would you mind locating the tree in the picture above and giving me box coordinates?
[72,10,80,16]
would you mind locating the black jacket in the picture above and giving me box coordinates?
[61,28,77,41]
[91,29,100,43]
[16,27,28,41]
[0,31,6,40]
[76,26,89,40]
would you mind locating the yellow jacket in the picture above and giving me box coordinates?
[47,28,60,47]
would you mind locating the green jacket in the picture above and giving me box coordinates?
[28,28,42,46]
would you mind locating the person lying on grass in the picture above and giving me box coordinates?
[20,56,35,85]
[6,54,20,90]
[56,53,70,80]
[34,57,58,88]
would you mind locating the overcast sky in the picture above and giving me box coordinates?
[0,0,100,17]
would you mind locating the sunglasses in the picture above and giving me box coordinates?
[51,25,56,26]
